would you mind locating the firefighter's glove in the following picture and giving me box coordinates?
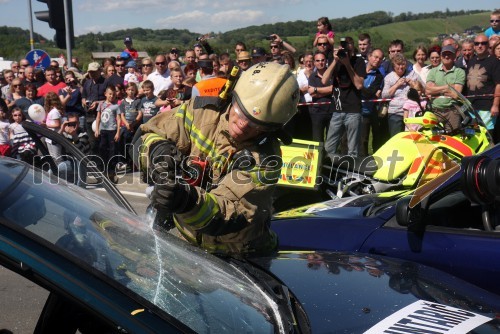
[148,139,181,183]
[151,171,198,214]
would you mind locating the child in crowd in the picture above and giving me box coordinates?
[485,9,500,38]
[156,68,192,112]
[313,17,335,47]
[44,92,64,164]
[139,80,159,123]
[119,82,142,168]
[0,100,11,157]
[115,83,126,104]
[9,107,36,163]
[124,61,140,85]
[403,81,426,132]
[95,85,121,181]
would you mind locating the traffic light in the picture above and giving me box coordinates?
[35,0,74,49]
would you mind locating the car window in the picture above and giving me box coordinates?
[0,161,279,333]
[426,187,485,230]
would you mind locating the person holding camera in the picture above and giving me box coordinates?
[321,36,366,158]
[268,34,296,58]
[59,70,84,124]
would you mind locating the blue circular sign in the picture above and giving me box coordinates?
[25,49,51,70]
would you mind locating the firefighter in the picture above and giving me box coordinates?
[135,62,299,257]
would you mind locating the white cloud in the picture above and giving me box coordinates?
[156,9,265,33]
[78,24,130,35]
[77,0,204,12]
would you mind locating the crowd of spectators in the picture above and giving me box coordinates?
[0,11,499,177]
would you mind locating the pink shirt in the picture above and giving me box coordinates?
[316,31,335,39]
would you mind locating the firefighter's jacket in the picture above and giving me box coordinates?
[138,98,282,256]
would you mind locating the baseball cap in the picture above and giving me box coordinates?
[237,51,251,61]
[87,62,100,72]
[118,51,131,60]
[441,45,456,54]
[251,47,266,57]
[124,36,132,43]
[126,60,137,68]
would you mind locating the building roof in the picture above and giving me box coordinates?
[91,51,149,60]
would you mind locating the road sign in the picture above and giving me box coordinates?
[25,49,51,70]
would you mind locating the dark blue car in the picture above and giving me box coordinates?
[273,144,500,296]
[1,122,500,333]
[1,156,500,333]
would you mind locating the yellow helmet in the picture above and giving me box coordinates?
[232,62,299,130]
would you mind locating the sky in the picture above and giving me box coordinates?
[0,0,496,40]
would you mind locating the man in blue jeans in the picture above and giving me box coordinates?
[321,37,366,158]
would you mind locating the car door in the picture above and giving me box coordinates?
[359,184,500,295]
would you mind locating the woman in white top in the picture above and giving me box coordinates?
[412,45,428,82]
[44,91,64,164]
[419,45,442,83]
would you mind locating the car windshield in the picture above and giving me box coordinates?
[0,159,279,333]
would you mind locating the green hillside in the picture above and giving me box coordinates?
[356,12,488,45]
[287,12,489,54]
[0,10,492,66]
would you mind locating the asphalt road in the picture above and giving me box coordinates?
[0,171,149,333]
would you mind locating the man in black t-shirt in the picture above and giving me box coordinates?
[466,34,500,142]
[321,37,366,158]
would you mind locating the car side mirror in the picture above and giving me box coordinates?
[395,196,425,231]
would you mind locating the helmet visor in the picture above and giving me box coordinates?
[233,102,266,130]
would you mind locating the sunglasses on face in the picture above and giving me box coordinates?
[490,19,500,23]
[156,62,166,66]
[12,84,22,88]
[317,43,328,47]
[474,41,489,46]
[142,63,153,67]
[314,59,326,62]
[67,122,77,127]
[270,45,279,49]
[115,64,125,67]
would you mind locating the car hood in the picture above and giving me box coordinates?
[273,191,406,220]
[251,251,500,333]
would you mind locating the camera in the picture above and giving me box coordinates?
[340,38,348,49]
[337,38,348,59]
[461,156,500,205]
[265,35,274,40]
